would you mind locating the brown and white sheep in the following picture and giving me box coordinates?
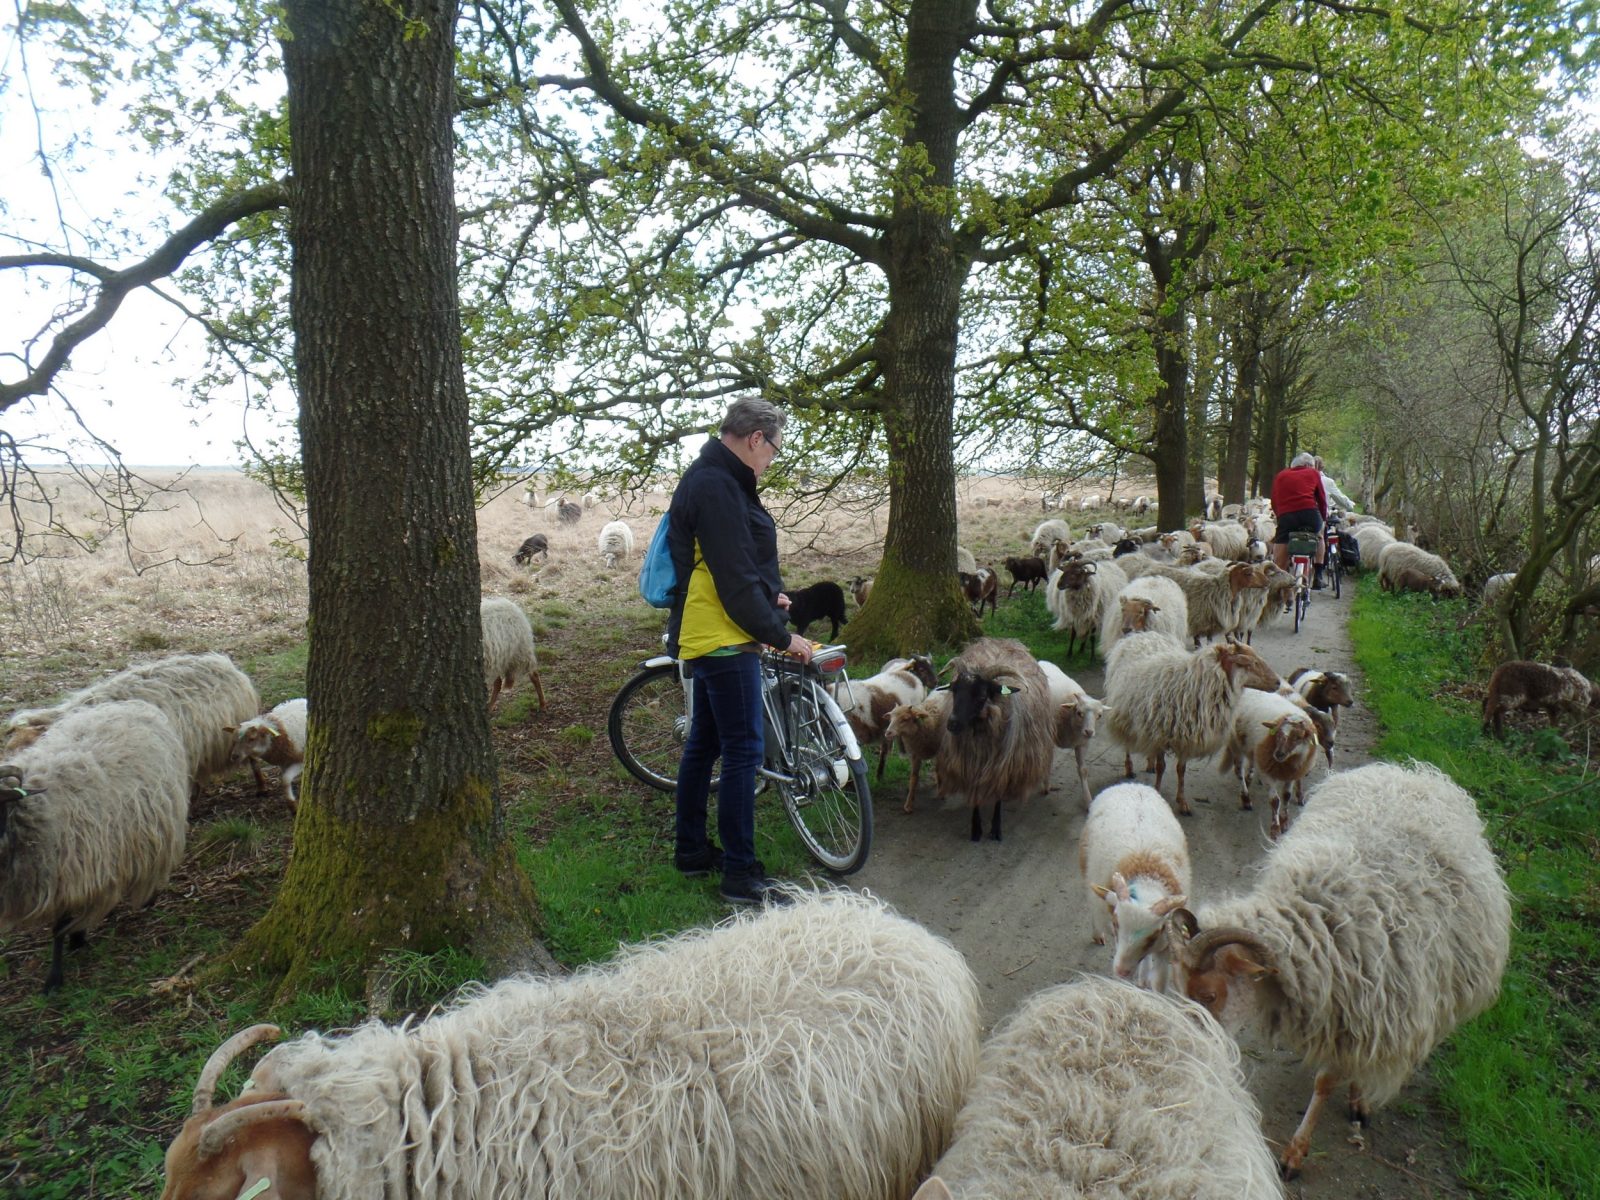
[226,698,308,811]
[884,691,951,813]
[1481,660,1599,738]
[1217,689,1321,839]
[830,656,939,785]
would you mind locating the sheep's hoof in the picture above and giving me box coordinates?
[1091,935,1106,946]
[1278,1161,1301,1182]
[1240,799,1253,811]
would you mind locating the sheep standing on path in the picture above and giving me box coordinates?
[480,597,546,711]
[1079,783,1190,991]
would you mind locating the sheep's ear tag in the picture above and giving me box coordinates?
[999,685,1017,696]
[238,1179,273,1200]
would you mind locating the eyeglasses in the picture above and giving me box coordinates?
[755,431,781,454]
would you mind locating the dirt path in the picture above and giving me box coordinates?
[846,574,1473,1197]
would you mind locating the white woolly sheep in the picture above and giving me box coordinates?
[884,691,951,813]
[1351,522,1397,563]
[831,655,939,786]
[1188,520,1250,562]
[913,975,1284,1200]
[1079,783,1191,991]
[1204,492,1224,521]
[1481,571,1515,610]
[226,698,309,810]
[936,637,1056,842]
[162,889,982,1200]
[1098,573,1189,660]
[1045,557,1129,658]
[480,596,546,711]
[955,545,978,575]
[1216,689,1320,839]
[848,575,874,607]
[1079,493,1103,511]
[1029,519,1073,558]
[6,652,260,791]
[1163,762,1512,1180]
[1377,542,1462,597]
[1037,660,1105,810]
[1103,635,1279,815]
[596,519,635,568]
[1132,560,1273,645]
[1,699,188,992]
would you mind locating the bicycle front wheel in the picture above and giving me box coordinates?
[774,678,873,874]
[608,663,719,794]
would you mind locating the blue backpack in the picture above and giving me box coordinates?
[638,513,678,608]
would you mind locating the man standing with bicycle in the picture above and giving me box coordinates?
[1271,451,1329,590]
[665,398,814,906]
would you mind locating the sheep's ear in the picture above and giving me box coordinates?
[1216,943,1277,982]
[223,725,238,735]
[912,1178,955,1200]
[1090,882,1112,900]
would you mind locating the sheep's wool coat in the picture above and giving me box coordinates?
[935,638,1055,811]
[1104,635,1241,761]
[479,597,538,689]
[925,976,1284,1199]
[250,890,981,1200]
[1200,762,1511,1106]
[1376,542,1459,591]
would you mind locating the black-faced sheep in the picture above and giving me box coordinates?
[226,698,308,810]
[480,596,546,711]
[936,637,1055,842]
[785,580,849,639]
[1001,555,1047,597]
[1,700,189,992]
[1481,659,1599,738]
[1163,762,1511,1180]
[161,890,982,1200]
[512,533,549,565]
[1045,557,1129,658]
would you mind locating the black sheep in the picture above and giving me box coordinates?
[786,581,849,640]
[512,534,549,565]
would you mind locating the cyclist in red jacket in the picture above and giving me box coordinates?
[1271,451,1329,589]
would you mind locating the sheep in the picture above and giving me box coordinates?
[161,889,982,1200]
[1204,492,1224,521]
[5,651,260,792]
[957,567,998,618]
[848,575,874,607]
[596,520,635,568]
[1132,560,1273,645]
[556,499,583,525]
[1037,660,1105,810]
[955,545,978,575]
[1000,554,1047,597]
[1377,541,1463,594]
[1079,783,1191,990]
[830,655,939,786]
[1383,563,1459,598]
[884,690,951,813]
[785,580,849,639]
[1285,668,1355,745]
[1188,519,1250,561]
[1162,762,1512,1180]
[1097,573,1188,661]
[1351,522,1397,563]
[1045,557,1129,658]
[1130,495,1151,516]
[1085,520,1126,543]
[512,533,549,565]
[1,699,188,992]
[936,637,1055,842]
[1103,635,1279,815]
[912,975,1284,1200]
[1029,518,1072,558]
[226,698,309,811]
[1481,659,1599,738]
[1481,571,1515,610]
[1216,689,1321,839]
[1111,536,1142,557]
[1079,493,1103,511]
[480,596,545,711]
[543,494,564,523]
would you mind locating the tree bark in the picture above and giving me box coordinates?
[1151,302,1190,531]
[230,0,537,997]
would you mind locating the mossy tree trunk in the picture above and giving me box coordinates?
[230,0,537,998]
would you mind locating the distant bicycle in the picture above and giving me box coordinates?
[1287,533,1319,632]
[607,641,873,874]
[1325,519,1345,599]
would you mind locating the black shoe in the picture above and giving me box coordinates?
[674,844,724,878]
[1312,569,1326,590]
[718,872,793,907]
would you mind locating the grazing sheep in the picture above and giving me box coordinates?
[480,597,545,711]
[556,500,583,525]
[596,520,635,568]
[1481,571,1515,610]
[957,567,998,619]
[1001,555,1048,597]
[1216,689,1320,839]
[1045,557,1129,658]
[1351,522,1397,563]
[1481,659,1599,738]
[1098,575,1189,659]
[226,698,309,810]
[1037,660,1105,810]
[512,533,549,565]
[786,580,850,639]
[848,575,874,607]
[936,638,1055,842]
[913,976,1284,1200]
[885,691,951,813]
[1103,635,1279,815]
[1383,563,1459,598]
[5,652,260,791]
[830,655,939,784]
[1029,519,1073,558]
[162,890,982,1200]
[1164,762,1512,1179]
[1,700,188,992]
[1130,495,1151,516]
[1079,783,1191,990]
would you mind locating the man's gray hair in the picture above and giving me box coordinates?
[720,397,787,443]
[1290,451,1316,469]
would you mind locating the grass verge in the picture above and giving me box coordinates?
[1347,585,1600,1198]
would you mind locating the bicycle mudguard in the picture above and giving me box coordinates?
[636,654,676,670]
[816,686,865,762]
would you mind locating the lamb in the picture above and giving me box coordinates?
[1216,689,1321,839]
[935,637,1055,842]
[912,975,1284,1200]
[1103,634,1279,815]
[1481,659,1599,738]
[1029,518,1072,558]
[1037,660,1105,810]
[1162,762,1512,1179]
[596,520,635,568]
[957,567,997,618]
[161,889,982,1200]
[1,700,189,992]
[1285,667,1355,746]
[480,596,546,711]
[226,698,309,810]
[1045,557,1129,658]
[785,580,849,639]
[5,651,260,791]
[884,691,951,812]
[830,655,939,787]
[1097,574,1188,662]
[1079,783,1191,990]
[512,533,549,565]
[1001,554,1047,596]
[848,575,874,607]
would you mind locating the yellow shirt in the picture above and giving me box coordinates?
[678,538,759,659]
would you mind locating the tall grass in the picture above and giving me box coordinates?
[1347,586,1600,1197]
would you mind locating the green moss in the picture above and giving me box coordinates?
[366,709,423,750]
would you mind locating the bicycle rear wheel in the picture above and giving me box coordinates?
[773,677,872,874]
[1293,577,1309,632]
[1330,549,1343,598]
[607,663,720,794]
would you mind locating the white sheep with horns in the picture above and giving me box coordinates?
[912,975,1285,1200]
[160,888,982,1200]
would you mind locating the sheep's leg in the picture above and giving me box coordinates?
[488,678,503,712]
[990,798,1003,841]
[1153,750,1168,794]
[970,805,983,843]
[1280,1068,1340,1180]
[876,738,891,782]
[903,757,920,814]
[1172,757,1191,816]
[250,759,270,795]
[1122,751,1135,780]
[44,914,77,994]
[530,669,547,710]
[1075,746,1092,810]
[1347,1082,1370,1127]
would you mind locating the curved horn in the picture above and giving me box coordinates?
[192,1024,283,1115]
[1178,926,1276,970]
[197,1098,311,1160]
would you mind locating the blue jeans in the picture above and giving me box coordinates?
[676,652,765,879]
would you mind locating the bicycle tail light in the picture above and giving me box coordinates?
[813,647,848,674]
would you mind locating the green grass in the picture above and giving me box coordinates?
[1347,585,1600,1198]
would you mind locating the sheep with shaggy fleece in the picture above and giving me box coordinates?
[1029,518,1072,558]
[1351,522,1397,563]
[480,597,545,711]
[5,652,259,790]
[884,690,950,812]
[936,637,1056,841]
[1099,573,1188,659]
[1045,557,1128,658]
[1377,542,1462,596]
[1216,689,1321,839]
[831,655,938,784]
[161,889,982,1200]
[1129,561,1273,645]
[1103,634,1279,815]
[1189,519,1250,561]
[596,519,635,568]
[1079,783,1191,991]
[227,698,309,810]
[1,700,188,992]
[1037,660,1105,810]
[912,975,1284,1200]
[1164,762,1512,1180]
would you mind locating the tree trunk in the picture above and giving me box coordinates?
[1220,292,1262,504]
[232,0,537,997]
[1151,303,1190,531]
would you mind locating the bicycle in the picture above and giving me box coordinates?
[1324,520,1344,599]
[607,642,873,875]
[1287,532,1319,632]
